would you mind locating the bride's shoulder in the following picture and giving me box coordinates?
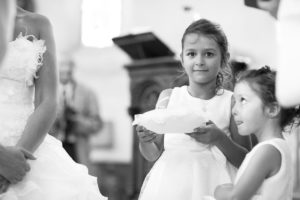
[26,13,51,30]
[16,10,52,37]
[30,13,50,26]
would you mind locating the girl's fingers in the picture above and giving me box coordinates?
[206,120,214,125]
[192,129,207,134]
[136,126,144,132]
[143,137,156,143]
[141,133,157,142]
[136,126,151,133]
[0,182,9,194]
[186,132,196,137]
[136,126,157,142]
[140,131,156,137]
[143,134,156,140]
[193,126,207,132]
[1,184,8,193]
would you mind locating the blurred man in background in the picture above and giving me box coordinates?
[50,58,103,169]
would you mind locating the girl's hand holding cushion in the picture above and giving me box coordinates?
[0,175,9,194]
[186,120,224,145]
[136,125,158,143]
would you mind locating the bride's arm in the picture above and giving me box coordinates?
[16,14,58,153]
[0,0,16,65]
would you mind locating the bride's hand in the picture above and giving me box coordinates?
[136,125,158,143]
[214,183,234,200]
[17,147,36,160]
[0,175,10,194]
[0,146,34,184]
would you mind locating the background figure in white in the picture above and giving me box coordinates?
[275,0,300,106]
[0,6,106,199]
[245,0,300,106]
[261,0,300,195]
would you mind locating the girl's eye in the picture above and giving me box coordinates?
[240,97,247,104]
[205,52,214,57]
[187,52,196,57]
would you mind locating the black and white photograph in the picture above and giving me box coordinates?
[0,0,299,199]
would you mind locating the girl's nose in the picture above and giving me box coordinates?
[195,55,204,66]
[232,101,238,116]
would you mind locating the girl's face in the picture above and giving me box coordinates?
[181,33,222,84]
[232,81,267,136]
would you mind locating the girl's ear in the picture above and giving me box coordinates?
[221,52,230,69]
[265,102,281,118]
[226,52,230,61]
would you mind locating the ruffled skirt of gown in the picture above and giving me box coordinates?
[0,105,107,200]
[0,134,107,200]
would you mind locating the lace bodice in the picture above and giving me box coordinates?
[0,34,46,144]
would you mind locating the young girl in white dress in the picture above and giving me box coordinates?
[0,7,107,199]
[135,19,251,200]
[214,66,297,200]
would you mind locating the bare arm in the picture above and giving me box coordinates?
[214,145,281,200]
[16,15,58,153]
[137,89,172,162]
[216,95,251,167]
[187,96,251,168]
[0,0,16,65]
[215,114,251,168]
[0,145,33,184]
[219,96,252,167]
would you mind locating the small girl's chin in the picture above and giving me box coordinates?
[237,128,251,136]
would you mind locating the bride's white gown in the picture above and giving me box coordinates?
[0,34,107,199]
